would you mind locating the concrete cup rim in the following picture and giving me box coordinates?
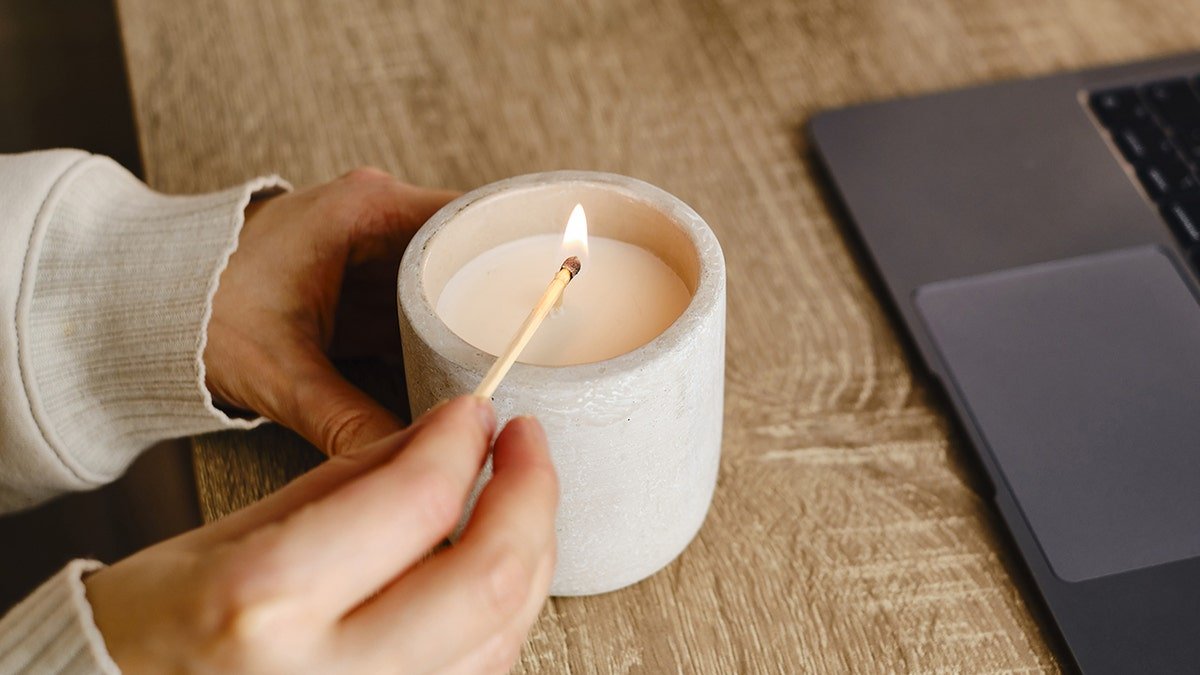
[396,170,726,388]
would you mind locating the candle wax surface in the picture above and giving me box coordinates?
[436,234,691,366]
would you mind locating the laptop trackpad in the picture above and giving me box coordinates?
[916,246,1200,582]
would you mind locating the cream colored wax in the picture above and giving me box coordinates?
[435,234,690,366]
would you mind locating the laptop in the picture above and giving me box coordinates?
[810,52,1200,673]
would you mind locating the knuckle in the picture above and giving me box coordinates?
[321,407,371,456]
[198,541,319,669]
[340,165,390,184]
[206,531,288,618]
[313,178,376,234]
[482,547,532,619]
[193,538,326,671]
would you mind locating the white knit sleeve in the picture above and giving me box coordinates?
[0,150,289,512]
[0,560,119,674]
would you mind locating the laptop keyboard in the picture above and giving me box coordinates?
[1089,78,1200,249]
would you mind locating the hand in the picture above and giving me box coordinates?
[204,167,458,456]
[85,397,558,674]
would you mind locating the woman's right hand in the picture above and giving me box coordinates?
[84,397,558,674]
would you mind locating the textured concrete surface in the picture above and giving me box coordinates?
[398,172,726,595]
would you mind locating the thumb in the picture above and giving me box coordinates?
[279,357,405,457]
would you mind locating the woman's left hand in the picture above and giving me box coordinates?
[204,167,457,456]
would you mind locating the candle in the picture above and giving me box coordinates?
[398,172,726,596]
[434,205,692,366]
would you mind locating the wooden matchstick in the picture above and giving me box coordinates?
[473,256,583,399]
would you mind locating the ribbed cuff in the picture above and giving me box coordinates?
[0,560,119,674]
[17,156,290,485]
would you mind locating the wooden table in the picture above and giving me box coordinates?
[114,1,1200,670]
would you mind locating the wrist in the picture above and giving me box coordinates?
[203,198,267,414]
[19,157,286,485]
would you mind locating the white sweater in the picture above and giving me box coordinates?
[0,150,288,673]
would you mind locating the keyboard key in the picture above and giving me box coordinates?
[1161,198,1200,247]
[1173,134,1200,165]
[1089,87,1152,127]
[1136,155,1200,201]
[1112,123,1175,164]
[1171,125,1200,157]
[1140,78,1200,130]
[1088,77,1200,255]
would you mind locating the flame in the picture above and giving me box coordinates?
[561,203,589,268]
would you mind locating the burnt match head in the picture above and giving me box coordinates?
[562,256,582,278]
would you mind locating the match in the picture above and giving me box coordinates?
[472,255,583,399]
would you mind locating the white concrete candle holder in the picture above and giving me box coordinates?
[397,171,725,596]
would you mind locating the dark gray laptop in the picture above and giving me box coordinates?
[811,52,1200,673]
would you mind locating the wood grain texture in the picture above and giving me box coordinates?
[114,0,1200,671]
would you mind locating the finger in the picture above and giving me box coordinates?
[330,177,458,357]
[342,173,459,263]
[392,182,459,227]
[439,548,556,675]
[336,416,558,673]
[216,396,496,622]
[282,355,405,458]
[179,407,446,549]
